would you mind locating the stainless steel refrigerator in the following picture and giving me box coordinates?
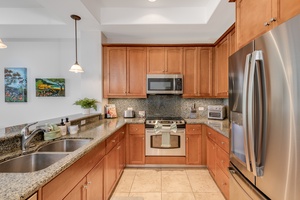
[228,14,300,200]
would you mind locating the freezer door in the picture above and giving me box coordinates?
[229,164,269,200]
[253,14,300,200]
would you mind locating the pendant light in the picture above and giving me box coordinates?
[0,39,7,49]
[69,15,84,73]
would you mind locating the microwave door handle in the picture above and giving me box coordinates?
[248,50,266,177]
[242,53,252,172]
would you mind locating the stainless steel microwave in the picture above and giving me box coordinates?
[146,74,183,94]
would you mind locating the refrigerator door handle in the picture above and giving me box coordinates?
[242,53,252,172]
[248,50,266,177]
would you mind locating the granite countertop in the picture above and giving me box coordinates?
[0,116,228,200]
[185,117,230,138]
[0,117,144,200]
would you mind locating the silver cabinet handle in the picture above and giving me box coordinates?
[270,17,276,22]
[264,22,270,26]
[87,181,92,184]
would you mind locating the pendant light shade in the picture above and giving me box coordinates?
[0,39,7,49]
[69,15,84,73]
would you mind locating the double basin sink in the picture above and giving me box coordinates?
[0,138,92,173]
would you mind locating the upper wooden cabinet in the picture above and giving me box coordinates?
[103,47,147,98]
[214,36,229,98]
[147,47,183,74]
[183,47,213,98]
[236,0,300,49]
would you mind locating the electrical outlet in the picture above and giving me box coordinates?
[128,107,133,110]
[81,120,86,125]
[198,107,204,111]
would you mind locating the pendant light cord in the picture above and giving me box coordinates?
[74,18,78,64]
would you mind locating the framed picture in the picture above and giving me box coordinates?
[35,78,65,97]
[4,67,27,102]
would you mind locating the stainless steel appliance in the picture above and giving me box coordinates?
[228,14,300,200]
[123,110,135,118]
[146,74,183,94]
[145,117,185,156]
[207,105,226,120]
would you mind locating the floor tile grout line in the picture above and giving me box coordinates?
[185,169,197,200]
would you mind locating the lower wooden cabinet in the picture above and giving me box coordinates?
[42,142,106,200]
[186,125,202,165]
[104,145,118,199]
[206,126,229,200]
[27,193,37,200]
[127,124,145,165]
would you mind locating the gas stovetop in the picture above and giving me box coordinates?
[145,116,186,128]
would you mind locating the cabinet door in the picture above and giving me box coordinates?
[64,177,87,200]
[104,145,118,199]
[214,36,229,98]
[147,47,165,73]
[186,134,202,165]
[117,138,126,178]
[236,0,272,48]
[87,158,104,200]
[165,47,183,74]
[183,47,198,97]
[215,165,230,200]
[198,47,213,97]
[129,134,145,164]
[127,47,147,97]
[229,28,236,56]
[207,137,216,176]
[103,47,127,97]
[277,0,300,24]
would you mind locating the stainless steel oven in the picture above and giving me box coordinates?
[145,117,185,156]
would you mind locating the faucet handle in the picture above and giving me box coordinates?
[21,122,38,135]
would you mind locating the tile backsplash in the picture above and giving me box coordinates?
[108,95,227,118]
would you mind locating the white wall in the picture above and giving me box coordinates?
[0,32,103,128]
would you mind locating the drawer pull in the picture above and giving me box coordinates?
[87,181,92,184]
[117,146,121,150]
[208,132,211,135]
[221,141,225,145]
[112,140,116,143]
[222,182,227,186]
[121,132,125,134]
[83,185,88,189]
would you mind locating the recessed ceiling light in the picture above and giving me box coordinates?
[148,0,156,2]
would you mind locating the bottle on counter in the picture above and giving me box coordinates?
[65,117,71,134]
[59,119,67,136]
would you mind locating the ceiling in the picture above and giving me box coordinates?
[0,0,235,43]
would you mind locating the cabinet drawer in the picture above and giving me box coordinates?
[186,124,202,134]
[206,127,217,142]
[216,147,230,177]
[129,124,144,135]
[216,165,229,200]
[216,133,229,153]
[106,132,120,154]
[117,126,126,141]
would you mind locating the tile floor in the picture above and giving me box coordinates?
[111,168,225,200]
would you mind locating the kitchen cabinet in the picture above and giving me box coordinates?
[105,126,126,200]
[206,126,229,200]
[27,193,37,200]
[147,47,183,74]
[127,124,145,164]
[183,47,213,98]
[214,35,229,98]
[236,0,300,49]
[229,27,236,56]
[186,124,202,165]
[103,47,127,97]
[64,159,105,200]
[103,47,147,98]
[42,142,106,200]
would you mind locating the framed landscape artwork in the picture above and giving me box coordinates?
[4,68,27,102]
[35,78,65,97]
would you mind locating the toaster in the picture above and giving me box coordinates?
[208,105,226,120]
[123,110,135,118]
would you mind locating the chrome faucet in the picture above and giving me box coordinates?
[21,122,45,152]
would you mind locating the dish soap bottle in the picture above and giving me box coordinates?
[65,117,71,134]
[59,119,67,136]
